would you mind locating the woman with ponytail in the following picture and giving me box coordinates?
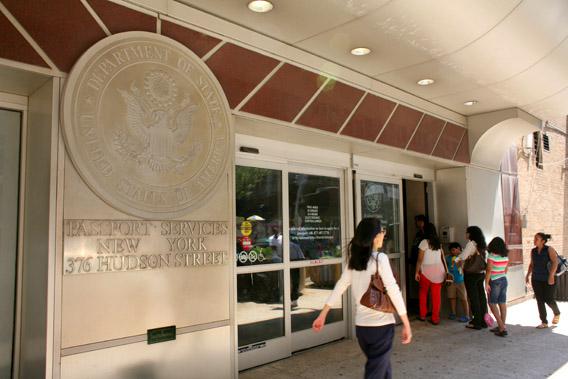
[526,232,561,328]
[313,218,411,379]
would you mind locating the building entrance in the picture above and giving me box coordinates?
[235,159,348,370]
[0,109,21,378]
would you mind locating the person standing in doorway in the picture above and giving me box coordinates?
[456,226,488,330]
[408,215,428,314]
[415,223,446,325]
[485,237,509,337]
[313,218,412,379]
[526,232,561,328]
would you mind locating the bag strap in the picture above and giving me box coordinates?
[440,248,449,274]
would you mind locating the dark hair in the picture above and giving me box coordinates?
[348,218,382,271]
[449,242,462,251]
[466,226,487,252]
[424,222,441,250]
[487,237,508,257]
[414,214,428,223]
[536,232,551,243]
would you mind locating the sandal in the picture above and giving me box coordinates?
[552,314,560,325]
[494,330,507,337]
[536,323,548,329]
[490,327,500,333]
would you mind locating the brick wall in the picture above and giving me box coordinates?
[517,125,568,273]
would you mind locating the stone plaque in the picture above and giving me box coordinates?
[63,219,229,275]
[62,32,231,219]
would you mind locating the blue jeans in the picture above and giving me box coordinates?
[489,277,507,304]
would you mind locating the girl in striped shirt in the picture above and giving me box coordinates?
[485,237,509,337]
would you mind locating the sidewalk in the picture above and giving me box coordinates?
[240,300,568,379]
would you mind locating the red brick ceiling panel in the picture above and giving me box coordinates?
[297,80,364,133]
[406,115,445,155]
[453,130,471,163]
[0,11,48,67]
[432,123,466,160]
[377,105,423,149]
[206,43,280,109]
[340,94,396,142]
[87,0,156,33]
[3,0,107,72]
[241,64,321,122]
[161,20,221,58]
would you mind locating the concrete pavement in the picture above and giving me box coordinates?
[240,299,568,379]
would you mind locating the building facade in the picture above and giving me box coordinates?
[1,1,562,378]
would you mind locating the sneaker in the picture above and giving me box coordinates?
[536,323,548,329]
[552,314,560,325]
[458,316,470,323]
[448,313,456,320]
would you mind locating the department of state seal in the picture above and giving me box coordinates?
[62,32,231,219]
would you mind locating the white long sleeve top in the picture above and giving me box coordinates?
[456,240,477,262]
[325,251,407,326]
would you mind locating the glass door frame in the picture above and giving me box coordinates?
[287,162,348,353]
[0,95,27,379]
[235,156,349,370]
[354,173,406,302]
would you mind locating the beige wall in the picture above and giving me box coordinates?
[517,127,568,273]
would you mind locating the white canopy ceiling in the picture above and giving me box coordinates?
[178,0,568,128]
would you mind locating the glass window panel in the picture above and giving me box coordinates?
[291,264,343,332]
[0,109,21,378]
[288,173,342,261]
[361,181,400,254]
[235,166,282,266]
[237,270,284,347]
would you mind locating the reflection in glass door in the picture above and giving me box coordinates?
[235,163,347,370]
[357,178,405,294]
[235,165,288,370]
[288,171,345,352]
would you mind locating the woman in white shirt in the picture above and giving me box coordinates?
[414,223,446,325]
[313,218,411,379]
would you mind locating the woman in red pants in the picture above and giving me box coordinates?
[415,223,446,324]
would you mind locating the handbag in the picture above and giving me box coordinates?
[360,256,396,313]
[463,249,487,273]
[548,253,568,276]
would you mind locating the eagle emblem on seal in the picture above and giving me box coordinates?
[113,70,202,173]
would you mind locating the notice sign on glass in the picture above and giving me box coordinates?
[288,173,342,260]
[63,219,229,275]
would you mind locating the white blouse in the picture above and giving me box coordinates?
[418,239,446,283]
[325,252,407,327]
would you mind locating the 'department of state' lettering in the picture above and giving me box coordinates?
[61,32,231,219]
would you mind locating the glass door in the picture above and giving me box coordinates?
[287,166,346,352]
[0,109,22,378]
[235,162,288,370]
[355,176,405,298]
[235,160,347,370]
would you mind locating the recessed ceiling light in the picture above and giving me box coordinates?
[417,78,435,86]
[350,47,371,56]
[247,1,273,13]
[463,100,478,106]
